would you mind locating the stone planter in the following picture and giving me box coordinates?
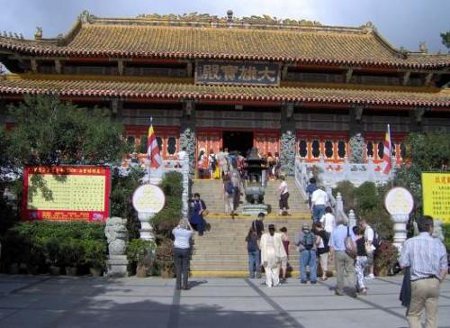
[136,263,148,278]
[65,266,78,276]
[160,263,174,279]
[8,263,19,274]
[49,265,61,275]
[89,267,103,277]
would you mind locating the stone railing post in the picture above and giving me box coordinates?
[348,209,356,227]
[336,192,343,213]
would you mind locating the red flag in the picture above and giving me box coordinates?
[382,124,392,174]
[147,124,162,169]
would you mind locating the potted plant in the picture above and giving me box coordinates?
[83,239,107,277]
[155,239,175,278]
[127,239,156,277]
[44,237,63,275]
[60,238,84,276]
[374,240,399,276]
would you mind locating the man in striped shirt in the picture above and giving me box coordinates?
[399,215,448,328]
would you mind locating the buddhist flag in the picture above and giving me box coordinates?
[147,124,163,169]
[382,124,392,174]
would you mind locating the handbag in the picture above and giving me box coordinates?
[365,241,375,255]
[344,225,357,259]
[202,209,209,217]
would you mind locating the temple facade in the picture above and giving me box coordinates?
[1,11,449,174]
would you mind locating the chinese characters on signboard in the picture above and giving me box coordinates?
[422,172,450,223]
[22,166,111,222]
[195,61,281,86]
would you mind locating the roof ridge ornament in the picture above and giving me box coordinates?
[79,10,93,24]
[34,27,42,40]
[419,41,428,54]
[361,21,376,33]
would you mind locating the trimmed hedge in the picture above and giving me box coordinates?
[1,221,107,275]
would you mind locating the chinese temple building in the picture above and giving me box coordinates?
[1,11,450,174]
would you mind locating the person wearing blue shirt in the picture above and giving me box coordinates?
[329,219,357,297]
[172,219,194,290]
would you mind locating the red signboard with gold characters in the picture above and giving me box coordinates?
[22,166,111,222]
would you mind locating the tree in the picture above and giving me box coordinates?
[7,95,129,166]
[394,132,450,208]
[441,31,450,49]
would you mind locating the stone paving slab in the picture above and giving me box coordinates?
[0,274,449,328]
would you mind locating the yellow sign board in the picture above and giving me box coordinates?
[422,172,450,223]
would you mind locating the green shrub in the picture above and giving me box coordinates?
[82,239,107,270]
[127,239,156,277]
[334,180,356,212]
[152,171,183,238]
[1,221,106,274]
[110,166,144,240]
[355,182,378,212]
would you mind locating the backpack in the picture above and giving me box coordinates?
[225,181,234,195]
[303,232,315,250]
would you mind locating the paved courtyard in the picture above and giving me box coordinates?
[0,274,449,328]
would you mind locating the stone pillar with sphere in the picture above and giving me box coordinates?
[384,187,414,251]
[132,184,166,241]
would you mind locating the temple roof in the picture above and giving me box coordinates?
[1,75,449,108]
[0,12,449,69]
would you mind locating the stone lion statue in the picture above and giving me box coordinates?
[104,217,128,256]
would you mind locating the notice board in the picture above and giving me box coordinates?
[422,172,450,223]
[22,166,111,222]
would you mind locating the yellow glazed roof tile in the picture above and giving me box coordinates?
[0,15,449,69]
[1,76,449,108]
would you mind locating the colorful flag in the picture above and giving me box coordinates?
[382,124,392,174]
[147,124,163,169]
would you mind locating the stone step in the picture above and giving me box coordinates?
[191,177,309,214]
[189,177,310,275]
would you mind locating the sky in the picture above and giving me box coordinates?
[0,0,449,53]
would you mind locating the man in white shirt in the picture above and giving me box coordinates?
[399,216,447,328]
[311,187,328,222]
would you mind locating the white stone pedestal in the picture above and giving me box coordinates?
[391,213,409,251]
[138,211,155,241]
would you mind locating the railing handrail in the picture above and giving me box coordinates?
[295,158,350,223]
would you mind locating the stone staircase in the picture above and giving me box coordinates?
[190,177,313,277]
[192,176,309,215]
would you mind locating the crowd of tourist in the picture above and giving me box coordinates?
[240,209,388,296]
[176,162,448,327]
[196,147,282,182]
[178,149,449,326]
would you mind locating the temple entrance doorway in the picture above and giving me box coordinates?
[223,131,253,155]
